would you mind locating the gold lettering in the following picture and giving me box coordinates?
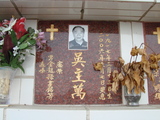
[99,93,105,100]
[72,52,86,67]
[72,68,86,82]
[71,83,86,100]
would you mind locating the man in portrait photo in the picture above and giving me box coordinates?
[68,25,88,50]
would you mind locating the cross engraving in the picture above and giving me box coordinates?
[46,24,58,40]
[153,27,160,44]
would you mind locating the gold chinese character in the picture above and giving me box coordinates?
[99,33,104,37]
[108,86,112,91]
[46,74,54,80]
[107,67,112,73]
[99,48,105,54]
[99,54,105,61]
[47,67,55,73]
[155,93,160,100]
[46,93,54,100]
[100,86,106,93]
[99,75,105,79]
[72,52,86,67]
[39,61,45,67]
[153,70,159,77]
[99,44,104,47]
[56,61,63,68]
[71,83,86,100]
[99,93,105,100]
[99,38,104,42]
[56,68,63,74]
[105,50,110,54]
[107,93,112,99]
[101,80,105,85]
[39,68,45,73]
[154,84,160,92]
[72,68,86,82]
[106,38,111,43]
[48,55,54,60]
[47,61,55,68]
[106,55,111,61]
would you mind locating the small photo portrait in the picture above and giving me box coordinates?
[68,25,88,50]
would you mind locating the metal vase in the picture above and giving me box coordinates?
[124,86,141,106]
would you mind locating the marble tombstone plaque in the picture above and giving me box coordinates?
[144,22,160,104]
[35,21,122,104]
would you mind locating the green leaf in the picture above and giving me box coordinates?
[19,34,29,43]
[27,27,35,34]
[17,64,25,73]
[28,39,36,46]
[19,43,28,49]
[10,30,18,45]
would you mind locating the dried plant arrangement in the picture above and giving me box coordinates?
[112,43,160,94]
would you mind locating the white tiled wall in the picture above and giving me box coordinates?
[6,109,86,120]
[1,20,158,120]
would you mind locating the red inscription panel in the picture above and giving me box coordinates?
[143,22,160,104]
[35,21,122,104]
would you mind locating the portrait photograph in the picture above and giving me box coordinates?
[68,25,88,50]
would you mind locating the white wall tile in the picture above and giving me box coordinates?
[90,109,160,120]
[21,20,37,76]
[119,22,148,105]
[9,78,21,104]
[0,108,3,120]
[20,78,34,105]
[132,22,148,105]
[119,22,133,63]
[6,109,86,120]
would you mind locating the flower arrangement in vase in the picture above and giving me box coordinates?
[0,16,47,104]
[111,43,160,106]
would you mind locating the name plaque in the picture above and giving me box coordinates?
[35,21,122,104]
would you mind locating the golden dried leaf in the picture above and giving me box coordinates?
[118,57,125,65]
[93,62,103,71]
[157,54,160,61]
[124,76,132,94]
[132,69,141,87]
[130,46,138,56]
[118,73,124,81]
[112,81,119,94]
[134,86,141,94]
[149,54,158,63]
[138,48,146,55]
[140,79,145,93]
[150,63,159,70]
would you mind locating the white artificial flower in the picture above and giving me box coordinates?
[13,46,19,51]
[13,50,18,56]
[2,18,17,33]
[0,39,4,45]
[19,54,25,62]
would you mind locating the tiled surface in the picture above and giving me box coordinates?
[6,109,86,120]
[119,22,148,105]
[9,78,21,104]
[35,20,122,104]
[20,79,34,105]
[90,109,160,120]
[0,108,3,120]
[0,1,160,22]
[143,22,160,104]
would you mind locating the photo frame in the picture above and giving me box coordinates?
[68,25,88,50]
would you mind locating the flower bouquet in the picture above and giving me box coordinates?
[111,43,160,105]
[0,16,46,73]
[111,43,160,95]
